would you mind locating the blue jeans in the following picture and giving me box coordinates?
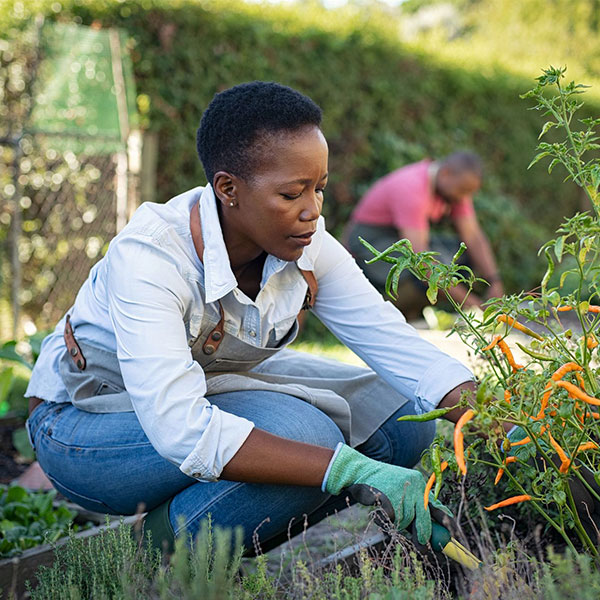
[27,391,435,552]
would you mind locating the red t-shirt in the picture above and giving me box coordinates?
[352,160,475,231]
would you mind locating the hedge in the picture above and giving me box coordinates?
[2,0,595,292]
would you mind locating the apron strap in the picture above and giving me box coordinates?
[193,197,319,352]
[64,314,87,370]
[299,269,318,310]
[202,303,225,355]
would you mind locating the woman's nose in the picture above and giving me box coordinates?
[300,193,322,221]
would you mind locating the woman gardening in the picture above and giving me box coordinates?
[25,82,476,553]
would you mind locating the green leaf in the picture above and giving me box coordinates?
[426,282,438,304]
[5,486,28,503]
[0,367,14,407]
[552,489,567,505]
[527,151,552,170]
[11,428,35,462]
[554,236,565,261]
[559,270,572,288]
[538,121,556,139]
[0,342,32,370]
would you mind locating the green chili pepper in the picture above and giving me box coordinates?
[541,249,555,293]
[431,444,443,500]
[515,342,554,361]
[397,406,454,422]
[451,242,467,265]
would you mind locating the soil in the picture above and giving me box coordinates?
[0,417,28,484]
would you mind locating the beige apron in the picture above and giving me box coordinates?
[60,285,410,448]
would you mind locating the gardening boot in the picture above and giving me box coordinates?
[140,498,176,555]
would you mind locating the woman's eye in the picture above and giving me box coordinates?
[281,192,302,200]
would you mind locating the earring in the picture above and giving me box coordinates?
[229,201,235,207]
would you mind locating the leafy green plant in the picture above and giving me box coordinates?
[0,485,77,558]
[0,333,42,417]
[362,67,600,557]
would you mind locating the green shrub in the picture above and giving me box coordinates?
[1,0,596,292]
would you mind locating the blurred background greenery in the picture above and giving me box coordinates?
[1,0,599,335]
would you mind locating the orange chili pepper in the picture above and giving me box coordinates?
[557,305,600,313]
[547,430,569,464]
[423,460,448,509]
[577,442,598,452]
[535,363,584,419]
[494,456,517,485]
[551,362,583,381]
[556,380,600,406]
[575,372,586,390]
[584,411,600,419]
[454,409,475,476]
[509,425,548,447]
[587,334,598,350]
[497,314,544,340]
[558,442,598,474]
[536,384,553,419]
[497,339,524,371]
[494,467,504,485]
[509,436,531,447]
[484,494,532,511]
[482,335,502,351]
[504,389,512,404]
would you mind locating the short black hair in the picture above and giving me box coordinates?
[441,152,483,178]
[197,81,323,184]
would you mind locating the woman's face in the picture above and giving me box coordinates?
[219,126,329,264]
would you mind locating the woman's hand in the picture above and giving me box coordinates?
[324,444,452,544]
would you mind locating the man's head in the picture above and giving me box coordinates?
[435,152,482,204]
[196,81,323,185]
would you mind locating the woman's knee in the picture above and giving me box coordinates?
[357,408,436,468]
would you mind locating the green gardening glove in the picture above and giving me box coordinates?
[324,444,452,545]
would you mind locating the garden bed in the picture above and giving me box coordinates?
[0,505,140,600]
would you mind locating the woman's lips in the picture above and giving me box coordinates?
[290,231,315,246]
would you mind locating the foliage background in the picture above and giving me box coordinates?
[2,0,599,298]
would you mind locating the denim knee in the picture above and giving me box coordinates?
[357,405,436,468]
[210,391,346,449]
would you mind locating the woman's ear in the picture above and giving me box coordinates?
[213,171,238,208]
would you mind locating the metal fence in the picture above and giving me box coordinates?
[0,21,141,338]
[0,138,140,336]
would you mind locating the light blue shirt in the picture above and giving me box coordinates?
[27,185,474,481]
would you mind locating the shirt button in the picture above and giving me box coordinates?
[249,330,256,338]
[192,472,201,478]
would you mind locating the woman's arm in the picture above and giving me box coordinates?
[221,428,333,485]
[312,232,476,416]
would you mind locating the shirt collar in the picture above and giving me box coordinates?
[198,185,238,304]
[198,185,324,303]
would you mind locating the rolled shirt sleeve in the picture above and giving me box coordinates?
[312,232,475,413]
[106,235,254,481]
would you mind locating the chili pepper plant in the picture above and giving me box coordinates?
[362,66,600,557]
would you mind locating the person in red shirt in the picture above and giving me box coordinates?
[346,153,503,318]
